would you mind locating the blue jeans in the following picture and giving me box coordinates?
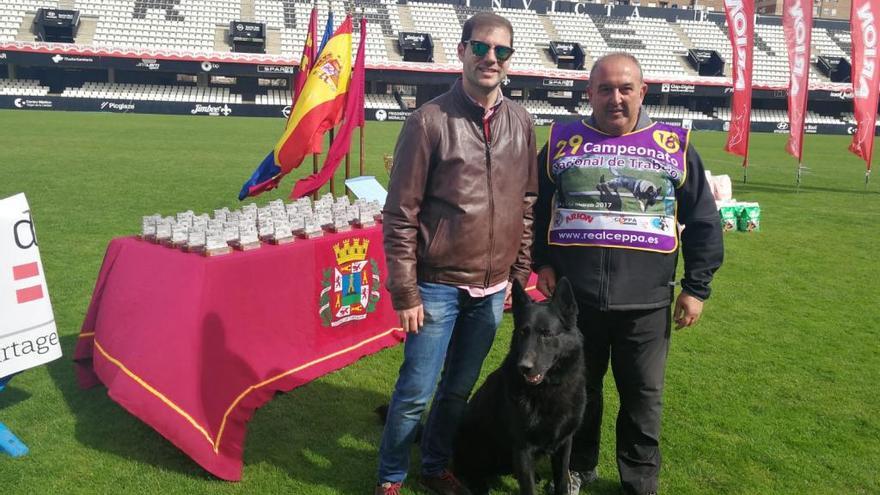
[377,281,505,483]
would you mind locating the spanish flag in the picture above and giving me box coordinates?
[239,16,352,200]
[290,16,367,199]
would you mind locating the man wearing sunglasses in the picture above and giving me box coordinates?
[377,12,537,495]
[532,53,723,495]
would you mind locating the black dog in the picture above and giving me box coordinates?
[597,173,661,212]
[453,278,586,495]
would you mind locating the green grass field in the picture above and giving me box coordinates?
[0,110,878,494]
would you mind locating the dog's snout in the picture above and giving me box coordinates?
[518,353,535,375]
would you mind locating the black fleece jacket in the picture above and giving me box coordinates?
[532,114,724,311]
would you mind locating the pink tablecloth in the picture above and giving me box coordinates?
[74,228,403,480]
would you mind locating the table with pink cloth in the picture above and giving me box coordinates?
[74,228,404,480]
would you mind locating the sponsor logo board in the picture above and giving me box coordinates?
[13,98,53,109]
[51,54,95,64]
[191,104,232,116]
[100,101,136,111]
[136,59,161,70]
[258,65,294,74]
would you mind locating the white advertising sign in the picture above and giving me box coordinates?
[0,193,62,377]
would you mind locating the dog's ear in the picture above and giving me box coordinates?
[511,278,531,323]
[550,277,578,327]
[512,278,531,307]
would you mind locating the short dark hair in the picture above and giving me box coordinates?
[460,12,514,47]
[589,52,644,86]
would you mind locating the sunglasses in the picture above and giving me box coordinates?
[463,40,515,62]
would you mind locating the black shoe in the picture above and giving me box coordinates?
[419,470,472,495]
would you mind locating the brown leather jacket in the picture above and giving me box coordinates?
[383,80,538,310]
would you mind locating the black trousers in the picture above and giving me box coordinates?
[570,305,671,495]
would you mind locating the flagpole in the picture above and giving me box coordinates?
[359,125,365,176]
[346,10,356,186]
[312,154,319,200]
[867,169,872,190]
[742,156,748,183]
[796,161,803,192]
[329,128,336,196]
[358,15,365,178]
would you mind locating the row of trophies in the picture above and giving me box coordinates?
[140,194,384,256]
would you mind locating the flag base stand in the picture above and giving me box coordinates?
[0,375,28,458]
[0,423,28,458]
[796,164,809,192]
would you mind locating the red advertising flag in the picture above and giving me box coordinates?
[783,0,812,162]
[723,0,754,159]
[849,0,880,171]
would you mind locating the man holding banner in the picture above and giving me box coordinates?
[376,12,537,495]
[533,53,723,495]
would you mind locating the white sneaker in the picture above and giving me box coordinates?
[546,468,597,495]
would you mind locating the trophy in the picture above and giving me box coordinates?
[208,218,224,231]
[317,209,333,230]
[141,216,157,241]
[213,207,230,222]
[155,222,172,245]
[326,212,351,234]
[269,219,295,244]
[296,197,312,212]
[301,216,323,239]
[204,231,232,256]
[290,214,305,237]
[236,223,261,251]
[192,216,208,232]
[347,205,360,223]
[186,230,206,253]
[370,201,383,223]
[352,207,376,228]
[176,210,194,226]
[257,218,275,242]
[223,224,240,246]
[171,225,189,249]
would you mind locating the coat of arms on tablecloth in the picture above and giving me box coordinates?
[320,238,381,327]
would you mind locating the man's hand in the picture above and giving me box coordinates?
[536,266,557,298]
[673,292,704,330]
[504,281,513,306]
[397,305,425,334]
